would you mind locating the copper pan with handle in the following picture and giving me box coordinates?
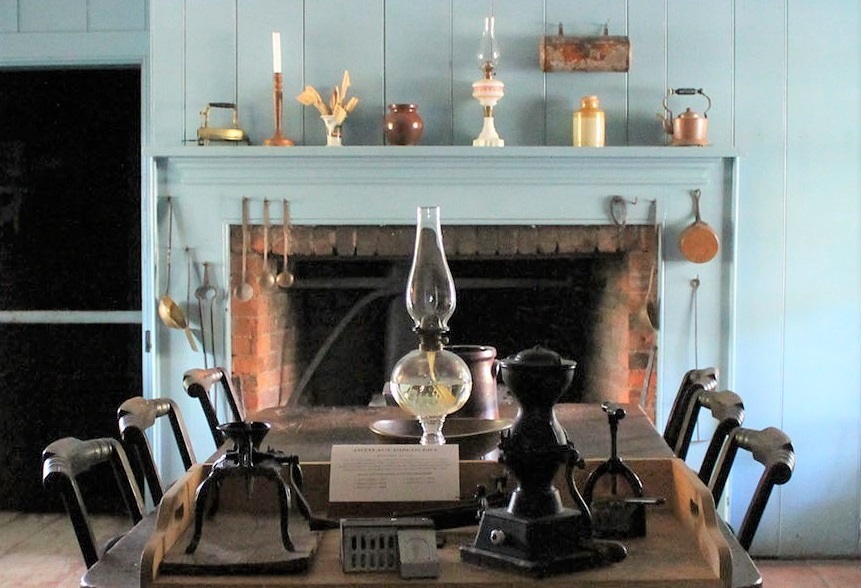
[678,189,719,263]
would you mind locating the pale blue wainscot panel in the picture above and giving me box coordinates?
[780,0,861,557]
[451,0,546,147]
[666,0,733,148]
[0,0,18,32]
[149,0,186,145]
[731,0,788,555]
[184,0,238,145]
[384,0,452,145]
[237,0,304,146]
[302,0,384,146]
[544,0,628,147]
[18,0,86,32]
[627,0,667,146]
[489,0,548,147]
[88,0,146,32]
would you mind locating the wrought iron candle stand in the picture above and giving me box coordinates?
[185,421,315,554]
[460,346,626,577]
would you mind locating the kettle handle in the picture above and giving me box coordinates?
[667,88,712,116]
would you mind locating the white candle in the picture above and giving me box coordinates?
[272,31,282,73]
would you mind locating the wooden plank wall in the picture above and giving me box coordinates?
[141,0,861,557]
[148,0,709,148]
[1,0,859,559]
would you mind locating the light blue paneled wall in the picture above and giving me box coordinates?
[733,0,789,553]
[144,0,861,555]
[0,0,147,63]
[148,0,861,555]
[780,0,860,557]
[142,0,861,558]
[3,0,145,33]
[2,0,859,557]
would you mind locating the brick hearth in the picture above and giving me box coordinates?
[230,223,658,420]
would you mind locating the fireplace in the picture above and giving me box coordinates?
[151,148,737,463]
[230,222,658,419]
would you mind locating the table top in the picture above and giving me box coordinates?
[81,403,759,588]
[250,402,675,462]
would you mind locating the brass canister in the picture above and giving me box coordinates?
[573,95,605,147]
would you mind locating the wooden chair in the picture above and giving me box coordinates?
[707,426,795,550]
[41,436,145,568]
[183,367,245,447]
[673,389,745,483]
[117,396,197,505]
[663,367,718,454]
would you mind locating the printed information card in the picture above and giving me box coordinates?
[328,444,460,503]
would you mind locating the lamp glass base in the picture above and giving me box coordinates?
[473,117,504,147]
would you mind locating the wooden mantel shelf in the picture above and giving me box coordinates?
[147,146,739,188]
[146,145,739,159]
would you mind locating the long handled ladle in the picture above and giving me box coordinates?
[234,197,254,302]
[276,199,295,289]
[195,261,217,367]
[258,198,276,290]
[157,197,198,351]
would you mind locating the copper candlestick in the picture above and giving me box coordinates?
[264,72,294,146]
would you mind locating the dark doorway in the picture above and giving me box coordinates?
[0,68,141,511]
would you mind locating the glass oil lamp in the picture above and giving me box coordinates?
[472,15,505,147]
[389,206,472,445]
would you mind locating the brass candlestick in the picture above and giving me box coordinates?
[264,72,294,146]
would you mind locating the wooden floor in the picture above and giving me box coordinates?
[0,510,858,587]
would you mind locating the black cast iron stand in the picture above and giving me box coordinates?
[185,421,314,555]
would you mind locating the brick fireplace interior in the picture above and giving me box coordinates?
[230,222,659,421]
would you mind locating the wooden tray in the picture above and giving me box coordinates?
[141,458,731,587]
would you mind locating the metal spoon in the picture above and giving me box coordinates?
[157,197,198,351]
[258,198,276,290]
[234,197,254,302]
[195,261,217,367]
[276,198,295,289]
[157,196,178,327]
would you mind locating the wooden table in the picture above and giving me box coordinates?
[251,402,675,461]
[81,403,760,588]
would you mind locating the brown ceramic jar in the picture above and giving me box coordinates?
[384,103,424,145]
[449,345,499,419]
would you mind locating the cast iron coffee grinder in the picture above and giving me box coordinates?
[460,346,626,577]
[185,421,318,554]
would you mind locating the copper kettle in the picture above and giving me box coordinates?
[658,88,711,146]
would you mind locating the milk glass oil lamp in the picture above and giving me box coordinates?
[472,15,505,147]
[389,206,472,445]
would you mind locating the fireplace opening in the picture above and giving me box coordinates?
[287,256,608,406]
[231,224,658,419]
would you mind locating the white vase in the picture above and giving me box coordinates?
[320,114,342,146]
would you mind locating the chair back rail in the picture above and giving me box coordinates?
[183,367,245,446]
[708,426,796,550]
[694,390,746,484]
[663,367,718,453]
[118,396,196,504]
[674,387,744,461]
[41,437,144,568]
